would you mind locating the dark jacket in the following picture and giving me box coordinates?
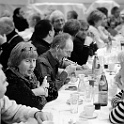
[0,30,24,70]
[69,35,90,65]
[32,38,50,56]
[5,68,47,110]
[35,51,68,101]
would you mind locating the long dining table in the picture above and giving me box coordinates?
[42,67,120,124]
[42,34,123,124]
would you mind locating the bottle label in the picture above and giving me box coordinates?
[99,91,108,105]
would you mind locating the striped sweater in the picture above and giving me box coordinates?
[109,90,124,124]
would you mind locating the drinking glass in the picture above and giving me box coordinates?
[70,92,79,113]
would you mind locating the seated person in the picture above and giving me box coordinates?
[0,17,24,71]
[66,10,78,21]
[87,10,107,48]
[5,42,49,110]
[108,7,123,36]
[0,64,52,124]
[49,10,65,36]
[19,12,41,41]
[13,7,29,32]
[35,33,77,99]
[109,50,124,124]
[31,19,55,55]
[63,19,93,65]
[97,7,109,29]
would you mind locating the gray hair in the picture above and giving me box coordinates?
[49,10,65,24]
[51,33,72,49]
[0,17,14,35]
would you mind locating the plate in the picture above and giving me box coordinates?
[66,99,83,105]
[65,86,77,91]
[79,112,97,119]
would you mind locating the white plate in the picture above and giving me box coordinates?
[79,112,97,119]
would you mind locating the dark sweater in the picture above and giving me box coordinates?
[5,68,47,110]
[69,35,90,65]
[32,38,50,56]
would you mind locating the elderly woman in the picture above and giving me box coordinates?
[87,10,109,48]
[109,51,124,124]
[5,42,49,110]
[49,10,65,36]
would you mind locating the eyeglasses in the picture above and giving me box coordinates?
[54,19,64,23]
[21,47,37,52]
[80,28,89,31]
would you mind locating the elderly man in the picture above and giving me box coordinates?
[0,64,52,124]
[35,33,76,102]
[0,17,24,70]
[49,10,65,36]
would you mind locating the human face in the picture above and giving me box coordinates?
[102,15,108,27]
[53,16,65,31]
[114,9,120,17]
[57,38,73,61]
[18,58,36,77]
[0,69,8,99]
[67,12,72,20]
[19,8,25,18]
[95,19,103,27]
[78,25,89,39]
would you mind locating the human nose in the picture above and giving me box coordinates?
[30,61,36,68]
[6,81,9,87]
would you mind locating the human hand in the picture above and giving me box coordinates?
[65,64,76,75]
[82,64,90,70]
[34,111,53,124]
[25,118,38,124]
[32,86,48,97]
[84,36,93,46]
[0,34,7,45]
[12,118,38,124]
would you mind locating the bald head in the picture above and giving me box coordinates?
[0,17,14,35]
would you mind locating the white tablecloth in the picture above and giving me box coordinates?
[86,0,120,16]
[42,72,117,124]
[28,3,87,20]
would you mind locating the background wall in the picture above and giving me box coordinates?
[33,0,124,8]
[0,0,124,17]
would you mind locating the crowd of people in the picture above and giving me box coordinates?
[0,5,124,124]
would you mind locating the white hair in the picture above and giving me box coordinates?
[49,10,65,24]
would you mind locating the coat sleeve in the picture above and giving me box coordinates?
[1,96,39,124]
[5,77,46,110]
[109,99,124,124]
[35,60,68,102]
[111,90,124,108]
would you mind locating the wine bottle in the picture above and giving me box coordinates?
[92,53,102,76]
[98,72,108,106]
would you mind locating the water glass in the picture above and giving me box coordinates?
[70,93,79,113]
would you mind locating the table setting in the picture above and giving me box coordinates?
[42,68,115,124]
[42,33,124,124]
